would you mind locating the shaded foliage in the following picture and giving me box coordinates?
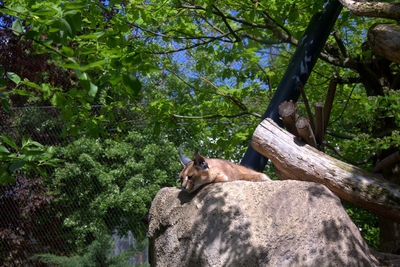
[34,233,148,267]
[48,129,180,251]
[0,176,57,266]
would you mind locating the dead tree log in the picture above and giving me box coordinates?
[251,118,400,223]
[368,23,400,64]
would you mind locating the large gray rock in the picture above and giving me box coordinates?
[148,180,380,266]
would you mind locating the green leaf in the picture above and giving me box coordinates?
[51,92,66,106]
[21,79,42,90]
[65,11,82,35]
[0,168,15,185]
[0,8,16,17]
[40,83,52,99]
[153,122,161,137]
[0,145,9,154]
[13,89,33,96]
[0,92,8,99]
[0,135,18,150]
[81,60,106,71]
[59,62,81,70]
[88,82,98,97]
[60,46,74,57]
[22,137,43,149]
[9,160,25,173]
[122,74,142,96]
[1,99,10,113]
[6,72,21,85]
[65,1,87,9]
[32,9,57,16]
[78,32,104,40]
[12,19,23,35]
[79,72,89,81]
[58,17,73,36]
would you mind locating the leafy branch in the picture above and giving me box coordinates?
[0,135,60,185]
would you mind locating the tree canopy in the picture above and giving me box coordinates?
[1,0,398,161]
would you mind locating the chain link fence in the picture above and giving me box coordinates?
[0,105,150,266]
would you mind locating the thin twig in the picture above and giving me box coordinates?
[329,83,356,126]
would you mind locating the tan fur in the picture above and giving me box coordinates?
[179,158,270,193]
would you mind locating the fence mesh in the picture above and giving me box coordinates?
[0,105,149,266]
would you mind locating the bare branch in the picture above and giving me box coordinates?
[172,112,261,120]
[149,39,215,54]
[326,130,355,140]
[334,76,361,84]
[319,51,358,69]
[260,11,299,46]
[178,2,290,34]
[212,4,241,42]
[332,31,349,58]
[239,33,286,45]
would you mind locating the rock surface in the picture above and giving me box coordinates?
[148,180,380,266]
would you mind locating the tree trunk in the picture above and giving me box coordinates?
[368,23,400,64]
[251,118,400,223]
[338,0,400,21]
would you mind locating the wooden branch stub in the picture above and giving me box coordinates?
[278,100,299,136]
[314,102,324,151]
[324,79,337,132]
[251,118,400,223]
[296,117,317,148]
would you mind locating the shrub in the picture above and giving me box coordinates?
[49,129,181,251]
